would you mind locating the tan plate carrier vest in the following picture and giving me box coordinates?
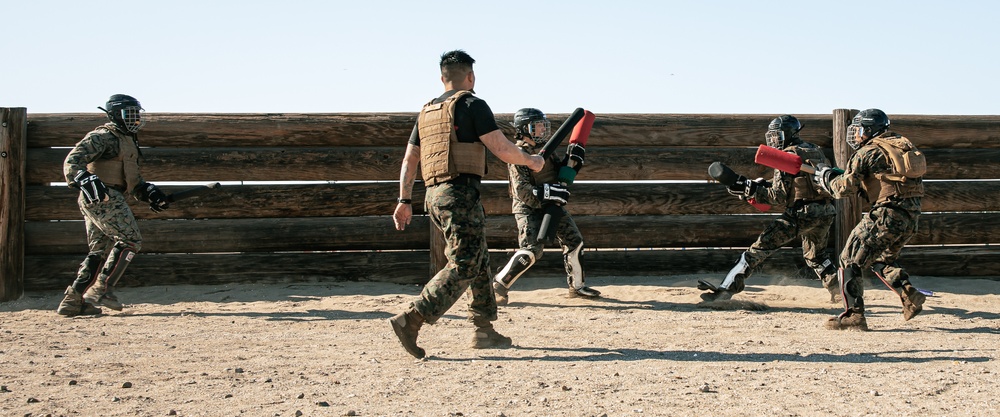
[418,91,487,186]
[86,124,142,193]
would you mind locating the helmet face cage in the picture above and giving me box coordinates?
[119,106,146,133]
[764,116,801,148]
[103,95,146,133]
[524,119,551,142]
[765,129,785,149]
[847,109,889,150]
[846,124,865,150]
[513,108,549,144]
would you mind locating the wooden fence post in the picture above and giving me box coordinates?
[1,108,28,301]
[429,223,446,280]
[832,109,860,263]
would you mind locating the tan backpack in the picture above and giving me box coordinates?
[870,136,926,182]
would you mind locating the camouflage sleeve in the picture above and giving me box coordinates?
[510,163,542,209]
[828,147,881,199]
[63,130,115,186]
[754,168,791,206]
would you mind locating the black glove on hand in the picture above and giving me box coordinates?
[73,170,109,204]
[744,177,768,197]
[140,183,170,212]
[563,143,586,168]
[727,177,768,199]
[533,183,570,205]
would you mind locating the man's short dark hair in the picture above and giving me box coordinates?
[440,50,475,83]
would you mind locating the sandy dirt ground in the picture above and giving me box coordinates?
[2,273,999,417]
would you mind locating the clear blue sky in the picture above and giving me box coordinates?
[4,0,998,115]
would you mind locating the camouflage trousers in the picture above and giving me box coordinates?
[71,190,143,293]
[841,205,919,286]
[411,180,497,324]
[745,202,837,281]
[513,206,584,274]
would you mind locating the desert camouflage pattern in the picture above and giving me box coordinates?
[744,204,837,283]
[507,141,585,274]
[829,133,924,319]
[70,190,143,292]
[743,141,838,283]
[64,124,145,296]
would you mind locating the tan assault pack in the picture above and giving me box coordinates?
[870,136,926,182]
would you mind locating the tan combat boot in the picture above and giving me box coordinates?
[825,310,869,331]
[389,310,425,359]
[471,319,512,349]
[900,285,926,321]
[56,286,102,316]
[82,281,124,311]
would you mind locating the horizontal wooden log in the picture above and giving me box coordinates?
[27,146,767,183]
[24,245,999,291]
[27,145,1000,185]
[26,112,521,148]
[919,180,1000,212]
[887,115,1000,149]
[28,113,1000,150]
[27,183,428,221]
[27,113,816,148]
[24,182,775,221]
[24,212,999,256]
[27,113,416,148]
[24,251,429,291]
[28,146,410,183]
[26,216,428,255]
[26,178,1000,222]
[910,213,1000,245]
[23,215,772,255]
[585,114,835,147]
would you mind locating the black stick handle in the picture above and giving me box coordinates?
[166,182,222,203]
[537,108,585,158]
[536,204,564,242]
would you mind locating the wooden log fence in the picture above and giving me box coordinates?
[0,110,997,301]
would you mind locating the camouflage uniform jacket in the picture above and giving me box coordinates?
[508,141,549,214]
[828,134,922,215]
[64,123,146,199]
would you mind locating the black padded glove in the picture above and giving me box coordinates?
[533,183,570,205]
[564,143,585,168]
[139,182,170,212]
[743,177,768,197]
[73,170,109,204]
[726,177,768,199]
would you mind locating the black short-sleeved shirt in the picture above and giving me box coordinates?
[408,90,500,146]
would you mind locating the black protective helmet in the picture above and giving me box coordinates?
[765,115,803,148]
[847,108,890,150]
[512,108,551,143]
[99,94,146,133]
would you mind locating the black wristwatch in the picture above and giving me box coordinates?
[397,198,412,204]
